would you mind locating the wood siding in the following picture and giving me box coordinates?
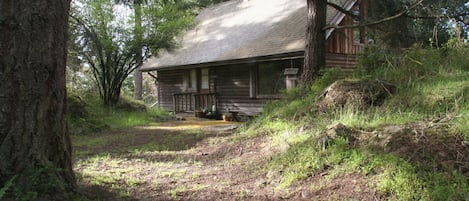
[157,53,357,115]
[157,70,186,111]
[326,15,363,55]
[214,65,266,116]
[326,53,357,68]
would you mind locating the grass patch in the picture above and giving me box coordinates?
[75,155,144,199]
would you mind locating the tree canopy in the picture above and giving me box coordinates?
[365,0,469,48]
[69,0,194,105]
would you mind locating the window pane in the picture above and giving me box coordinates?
[201,68,209,89]
[258,62,285,95]
[190,69,196,89]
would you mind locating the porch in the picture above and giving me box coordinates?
[173,92,218,115]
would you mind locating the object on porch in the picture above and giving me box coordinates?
[222,112,233,122]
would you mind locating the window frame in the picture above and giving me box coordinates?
[200,68,209,90]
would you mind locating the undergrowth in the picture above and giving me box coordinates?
[242,43,469,200]
[67,94,171,135]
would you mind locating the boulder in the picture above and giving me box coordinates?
[317,79,396,110]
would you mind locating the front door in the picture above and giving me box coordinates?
[194,68,214,112]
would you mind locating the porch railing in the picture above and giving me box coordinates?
[173,92,217,114]
[353,43,365,54]
[173,93,194,113]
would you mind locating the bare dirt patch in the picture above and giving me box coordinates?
[73,118,381,200]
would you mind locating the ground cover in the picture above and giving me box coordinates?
[73,117,383,200]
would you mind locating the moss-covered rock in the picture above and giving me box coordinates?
[317,79,396,110]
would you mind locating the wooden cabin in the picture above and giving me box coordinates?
[140,0,365,116]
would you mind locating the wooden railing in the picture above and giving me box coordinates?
[173,93,194,113]
[194,93,217,112]
[353,43,365,54]
[173,92,217,114]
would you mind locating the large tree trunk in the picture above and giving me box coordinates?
[0,0,75,198]
[301,0,327,86]
[134,0,144,100]
[359,0,369,44]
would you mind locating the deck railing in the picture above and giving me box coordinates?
[173,92,217,114]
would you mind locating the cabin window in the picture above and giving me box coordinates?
[201,68,209,89]
[184,69,197,91]
[257,62,285,96]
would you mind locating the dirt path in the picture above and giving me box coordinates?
[73,118,380,201]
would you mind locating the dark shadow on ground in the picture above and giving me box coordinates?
[72,121,238,160]
[75,181,136,201]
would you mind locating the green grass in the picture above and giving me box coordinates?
[68,94,171,135]
[243,44,469,200]
[75,154,143,199]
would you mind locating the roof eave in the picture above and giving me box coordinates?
[141,51,305,72]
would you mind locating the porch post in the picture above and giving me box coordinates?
[173,95,177,115]
[284,68,299,90]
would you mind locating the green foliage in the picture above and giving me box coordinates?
[366,0,467,48]
[68,93,171,135]
[69,0,194,105]
[0,175,16,200]
[244,43,469,200]
[3,166,73,201]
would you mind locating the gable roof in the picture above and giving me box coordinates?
[141,0,356,71]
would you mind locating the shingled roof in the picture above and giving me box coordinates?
[141,0,356,71]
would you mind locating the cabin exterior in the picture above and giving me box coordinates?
[141,0,365,116]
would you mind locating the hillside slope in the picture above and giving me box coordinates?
[239,45,469,200]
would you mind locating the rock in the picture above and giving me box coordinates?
[326,123,357,142]
[317,79,396,110]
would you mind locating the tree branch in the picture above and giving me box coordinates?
[405,11,469,21]
[327,2,359,21]
[324,0,424,30]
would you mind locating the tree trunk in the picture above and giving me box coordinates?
[301,0,327,86]
[359,0,369,44]
[0,0,75,198]
[134,1,143,100]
